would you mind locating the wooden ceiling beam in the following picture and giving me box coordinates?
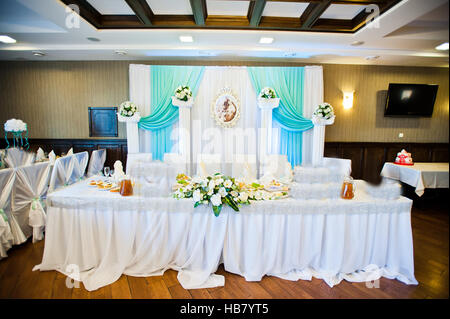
[124,0,154,25]
[189,0,207,25]
[248,0,267,26]
[299,0,332,30]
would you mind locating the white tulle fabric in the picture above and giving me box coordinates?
[87,149,106,177]
[4,148,35,168]
[34,179,417,291]
[13,162,51,243]
[48,152,88,193]
[0,168,15,259]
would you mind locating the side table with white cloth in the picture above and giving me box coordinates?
[381,162,449,197]
[34,179,418,291]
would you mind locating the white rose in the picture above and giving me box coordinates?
[128,111,132,116]
[208,180,215,190]
[210,193,222,206]
[224,180,233,188]
[215,178,224,186]
[200,179,208,187]
[238,192,248,202]
[193,189,201,202]
[219,187,227,197]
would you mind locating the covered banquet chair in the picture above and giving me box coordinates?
[231,154,257,182]
[87,149,106,177]
[48,151,89,193]
[4,148,35,168]
[12,162,51,243]
[196,154,222,177]
[126,153,152,175]
[0,168,15,259]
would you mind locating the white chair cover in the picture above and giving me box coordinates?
[4,148,35,168]
[232,154,257,182]
[13,162,51,243]
[0,168,15,259]
[87,149,106,177]
[260,154,293,184]
[48,152,89,193]
[126,153,152,174]
[323,157,352,176]
[196,154,222,176]
[164,153,188,175]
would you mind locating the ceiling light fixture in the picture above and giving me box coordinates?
[32,51,45,57]
[179,35,193,43]
[435,42,449,51]
[365,55,380,60]
[0,35,17,44]
[259,37,274,44]
[87,37,101,42]
[115,50,127,55]
[351,41,364,46]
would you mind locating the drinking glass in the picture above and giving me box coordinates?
[104,167,110,178]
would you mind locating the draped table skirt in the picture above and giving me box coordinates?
[34,180,418,291]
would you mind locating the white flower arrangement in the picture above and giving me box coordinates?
[119,101,138,117]
[173,173,288,216]
[258,87,277,99]
[4,119,27,132]
[313,103,334,120]
[175,86,193,102]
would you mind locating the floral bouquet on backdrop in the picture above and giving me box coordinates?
[117,101,140,122]
[258,87,277,99]
[313,103,334,120]
[175,86,193,102]
[173,173,250,216]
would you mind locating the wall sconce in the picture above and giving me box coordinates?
[343,91,354,109]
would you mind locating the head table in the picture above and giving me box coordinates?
[33,179,418,291]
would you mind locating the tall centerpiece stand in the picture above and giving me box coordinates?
[117,101,141,153]
[311,103,335,167]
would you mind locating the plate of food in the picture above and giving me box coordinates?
[264,180,288,192]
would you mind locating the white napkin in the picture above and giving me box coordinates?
[67,148,73,156]
[113,160,126,181]
[36,147,45,161]
[49,150,56,165]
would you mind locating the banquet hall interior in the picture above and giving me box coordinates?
[0,0,448,301]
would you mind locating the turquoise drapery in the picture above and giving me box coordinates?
[247,67,313,166]
[138,66,205,161]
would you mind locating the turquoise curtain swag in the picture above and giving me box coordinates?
[247,67,314,166]
[138,66,205,161]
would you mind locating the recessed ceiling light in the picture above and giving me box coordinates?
[259,37,274,44]
[115,50,127,55]
[351,41,364,46]
[87,37,101,42]
[365,55,380,60]
[179,35,193,43]
[32,51,45,57]
[0,35,16,44]
[435,42,449,51]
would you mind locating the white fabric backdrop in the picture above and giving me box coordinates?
[129,65,323,169]
[191,66,259,176]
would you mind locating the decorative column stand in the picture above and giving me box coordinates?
[257,97,280,171]
[118,113,141,153]
[311,115,335,167]
[171,96,194,173]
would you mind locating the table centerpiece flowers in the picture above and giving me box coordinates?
[312,102,335,125]
[4,118,29,149]
[172,85,194,108]
[117,101,141,122]
[173,173,250,216]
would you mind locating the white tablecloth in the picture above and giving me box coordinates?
[381,162,449,196]
[34,180,417,291]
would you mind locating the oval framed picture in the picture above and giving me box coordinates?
[211,88,241,128]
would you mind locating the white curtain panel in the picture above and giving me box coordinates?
[4,148,35,168]
[191,66,259,176]
[87,149,106,177]
[13,162,51,243]
[302,66,324,165]
[129,64,152,153]
[0,168,15,258]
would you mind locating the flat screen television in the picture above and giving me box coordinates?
[384,83,438,117]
